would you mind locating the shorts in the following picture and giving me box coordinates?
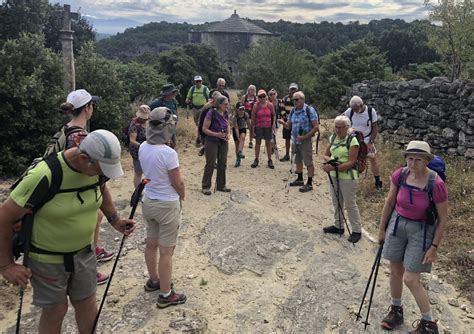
[294,140,313,166]
[382,212,436,273]
[193,107,204,126]
[29,247,96,308]
[232,128,246,142]
[282,128,291,140]
[133,158,142,174]
[142,198,181,247]
[255,127,272,140]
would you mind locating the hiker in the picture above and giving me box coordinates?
[186,75,210,146]
[279,83,298,161]
[139,107,187,308]
[0,130,135,334]
[343,95,382,189]
[250,90,276,169]
[210,77,230,100]
[201,95,231,195]
[321,115,362,242]
[278,91,318,192]
[377,140,447,333]
[232,102,250,167]
[150,84,179,149]
[128,105,150,188]
[197,91,222,156]
[241,84,257,149]
[60,89,115,284]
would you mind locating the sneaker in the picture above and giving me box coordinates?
[381,305,404,330]
[299,184,313,192]
[348,232,362,243]
[157,291,187,309]
[248,141,253,149]
[96,272,109,285]
[280,154,290,162]
[96,247,114,263]
[217,187,231,192]
[409,318,438,334]
[268,159,274,169]
[289,179,304,187]
[202,188,212,196]
[251,159,259,168]
[234,158,241,167]
[144,279,174,292]
[323,225,345,235]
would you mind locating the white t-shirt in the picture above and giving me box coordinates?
[343,106,378,144]
[139,142,180,201]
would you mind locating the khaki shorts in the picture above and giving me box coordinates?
[294,140,313,166]
[29,247,96,308]
[193,107,203,126]
[142,198,181,247]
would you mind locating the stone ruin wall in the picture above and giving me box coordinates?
[340,77,474,159]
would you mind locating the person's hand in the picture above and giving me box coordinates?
[185,98,190,105]
[322,164,334,173]
[0,263,32,289]
[423,246,438,264]
[277,119,284,125]
[111,218,136,236]
[296,135,305,142]
[377,229,385,244]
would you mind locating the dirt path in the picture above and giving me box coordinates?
[1,98,472,333]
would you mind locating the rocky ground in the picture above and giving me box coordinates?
[0,115,472,333]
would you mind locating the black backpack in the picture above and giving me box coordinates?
[122,121,131,147]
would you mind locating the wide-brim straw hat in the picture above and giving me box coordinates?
[402,140,434,161]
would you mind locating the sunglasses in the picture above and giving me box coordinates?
[269,93,276,96]
[258,95,266,98]
[292,98,302,102]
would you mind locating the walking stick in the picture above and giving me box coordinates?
[272,130,280,162]
[92,179,149,333]
[362,243,383,329]
[285,145,296,193]
[186,104,189,120]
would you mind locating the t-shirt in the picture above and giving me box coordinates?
[128,117,147,160]
[232,112,248,130]
[186,85,209,107]
[204,109,229,142]
[343,106,378,144]
[149,97,178,117]
[391,167,448,221]
[10,153,102,263]
[254,102,273,128]
[139,142,180,201]
[329,135,360,180]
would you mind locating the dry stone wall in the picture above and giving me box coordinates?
[340,77,474,159]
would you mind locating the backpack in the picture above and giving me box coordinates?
[198,108,228,139]
[427,155,447,182]
[348,106,374,138]
[43,125,84,157]
[330,130,368,175]
[190,85,209,106]
[122,122,131,147]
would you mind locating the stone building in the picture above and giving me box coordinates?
[188,11,277,74]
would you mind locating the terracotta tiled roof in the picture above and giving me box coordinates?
[206,12,273,35]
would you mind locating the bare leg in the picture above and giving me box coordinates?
[71,294,97,334]
[239,133,246,152]
[307,164,315,177]
[390,262,405,299]
[94,211,104,250]
[265,139,272,160]
[39,303,68,334]
[370,156,380,177]
[404,271,431,313]
[295,162,303,174]
[145,237,160,282]
[158,245,175,293]
[255,138,262,160]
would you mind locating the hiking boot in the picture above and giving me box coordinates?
[234,158,241,167]
[157,291,187,309]
[96,247,114,263]
[217,187,231,192]
[348,232,362,243]
[408,318,438,334]
[198,147,205,156]
[323,225,345,235]
[96,272,109,285]
[248,141,253,149]
[381,305,404,330]
[251,159,259,168]
[144,278,174,292]
[202,188,212,196]
[299,184,313,193]
[289,179,304,187]
[238,151,245,159]
[280,154,290,162]
[268,159,274,169]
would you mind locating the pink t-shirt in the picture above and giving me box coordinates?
[254,102,272,128]
[391,167,448,221]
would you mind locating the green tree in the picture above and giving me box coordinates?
[425,0,474,79]
[239,40,318,102]
[314,40,388,110]
[0,33,64,176]
[119,61,167,102]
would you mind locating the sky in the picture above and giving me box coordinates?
[52,0,430,35]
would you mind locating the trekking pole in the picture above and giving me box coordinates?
[326,171,354,244]
[315,130,320,154]
[92,179,149,333]
[186,104,189,119]
[272,130,280,161]
[285,147,296,193]
[362,243,383,329]
[355,241,384,323]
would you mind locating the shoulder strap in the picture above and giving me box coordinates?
[203,86,209,100]
[425,169,437,201]
[398,167,410,188]
[346,133,355,150]
[349,108,354,124]
[305,105,311,121]
[64,125,83,138]
[329,133,337,146]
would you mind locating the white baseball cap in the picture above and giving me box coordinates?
[194,75,203,81]
[79,130,123,179]
[289,83,298,90]
[67,89,100,109]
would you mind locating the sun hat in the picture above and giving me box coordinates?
[160,84,178,96]
[79,130,123,179]
[257,89,267,97]
[67,89,100,109]
[289,83,298,90]
[136,105,150,120]
[402,141,434,161]
[194,75,203,81]
[146,107,177,145]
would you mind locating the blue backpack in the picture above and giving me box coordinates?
[428,155,446,182]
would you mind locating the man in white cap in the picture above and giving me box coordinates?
[0,129,136,333]
[185,75,210,146]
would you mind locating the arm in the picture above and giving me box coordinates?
[270,103,276,129]
[251,104,257,137]
[100,185,136,236]
[185,88,192,104]
[0,198,32,287]
[169,167,185,200]
[377,180,398,242]
[423,200,448,264]
[323,145,331,162]
[129,131,140,147]
[369,122,379,144]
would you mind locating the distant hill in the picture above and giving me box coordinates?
[85,16,142,35]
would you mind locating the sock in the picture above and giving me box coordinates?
[421,311,433,322]
[297,172,303,181]
[375,176,381,183]
[307,177,313,186]
[160,290,172,298]
[391,298,402,307]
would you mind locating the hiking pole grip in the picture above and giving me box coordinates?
[92,179,149,333]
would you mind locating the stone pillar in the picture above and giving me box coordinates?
[60,4,75,93]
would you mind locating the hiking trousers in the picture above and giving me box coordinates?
[202,139,228,190]
[328,176,362,233]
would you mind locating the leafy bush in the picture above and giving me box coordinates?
[399,62,448,80]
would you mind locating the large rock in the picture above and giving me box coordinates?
[420,84,437,101]
[442,128,457,139]
[431,76,450,84]
[465,148,474,159]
